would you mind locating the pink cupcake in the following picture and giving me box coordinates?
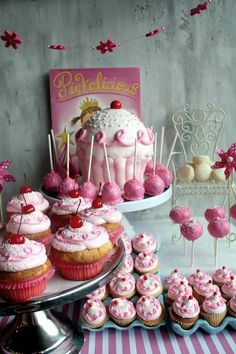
[228,295,236,318]
[0,235,54,302]
[136,295,165,326]
[86,285,109,301]
[134,252,160,274]
[170,295,200,329]
[188,269,212,287]
[109,298,136,326]
[167,281,193,305]
[109,272,136,299]
[136,273,163,297]
[116,253,134,274]
[82,299,109,328]
[221,275,236,300]
[121,234,132,254]
[212,266,234,287]
[163,269,188,291]
[201,292,227,326]
[50,218,113,280]
[132,232,157,253]
[193,280,220,304]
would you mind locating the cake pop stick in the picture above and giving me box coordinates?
[133,138,137,179]
[169,205,192,255]
[88,135,94,182]
[208,218,230,266]
[66,133,70,178]
[191,241,195,267]
[50,128,58,163]
[48,134,53,171]
[166,132,178,168]
[180,219,203,267]
[159,127,165,164]
[153,132,157,175]
[103,142,111,183]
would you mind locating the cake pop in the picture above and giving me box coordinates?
[101,142,123,205]
[43,134,62,193]
[230,204,236,220]
[169,205,192,224]
[204,206,226,222]
[208,218,230,266]
[180,219,203,267]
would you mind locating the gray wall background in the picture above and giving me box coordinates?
[0,0,235,219]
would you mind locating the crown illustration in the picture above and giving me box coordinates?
[79,98,99,112]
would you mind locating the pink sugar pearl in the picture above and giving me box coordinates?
[143,174,165,196]
[204,206,226,222]
[169,205,192,224]
[101,182,123,205]
[123,178,145,201]
[230,204,236,220]
[208,218,230,238]
[79,181,98,200]
[180,219,203,241]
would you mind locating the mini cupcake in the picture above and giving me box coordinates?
[134,252,160,275]
[163,268,188,291]
[82,299,109,328]
[79,201,124,245]
[213,266,234,288]
[116,253,134,274]
[200,292,227,326]
[228,295,236,318]
[132,232,157,253]
[86,285,109,301]
[109,298,136,326]
[170,295,200,329]
[188,269,212,287]
[221,275,236,300]
[5,209,53,249]
[136,295,165,326]
[121,234,132,254]
[109,273,136,299]
[50,217,113,280]
[193,280,220,304]
[136,273,163,297]
[0,235,54,302]
[167,281,192,305]
[51,191,91,230]
[6,188,49,221]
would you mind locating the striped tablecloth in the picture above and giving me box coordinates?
[1,301,236,354]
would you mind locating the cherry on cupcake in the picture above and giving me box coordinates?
[69,189,80,198]
[21,203,35,214]
[70,215,83,229]
[92,197,103,209]
[110,100,122,109]
[20,174,32,194]
[8,233,25,244]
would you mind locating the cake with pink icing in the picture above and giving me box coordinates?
[180,219,203,241]
[86,285,109,301]
[193,280,220,304]
[221,275,236,300]
[0,235,54,302]
[169,205,192,224]
[122,178,145,201]
[167,281,193,305]
[50,218,113,280]
[59,177,79,196]
[188,269,212,287]
[132,232,157,253]
[5,210,53,249]
[82,299,109,328]
[136,295,164,326]
[207,217,230,238]
[204,206,226,222]
[76,101,154,190]
[134,252,159,274]
[200,292,227,326]
[51,191,91,230]
[170,295,200,329]
[79,181,98,200]
[143,174,165,196]
[6,189,50,221]
[79,202,123,245]
[109,272,136,299]
[228,295,236,318]
[163,269,188,291]
[101,182,123,205]
[43,170,62,194]
[115,253,134,274]
[136,273,163,297]
[108,297,136,326]
[212,266,235,287]
[121,234,132,254]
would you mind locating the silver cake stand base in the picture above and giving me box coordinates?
[0,239,125,354]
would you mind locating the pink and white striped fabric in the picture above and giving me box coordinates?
[1,300,236,354]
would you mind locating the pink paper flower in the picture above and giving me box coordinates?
[212,143,236,179]
[0,30,22,49]
[190,2,209,16]
[0,160,16,192]
[96,39,118,54]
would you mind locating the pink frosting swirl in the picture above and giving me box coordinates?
[132,232,157,253]
[229,295,236,313]
[79,204,122,225]
[83,299,107,324]
[136,273,162,296]
[188,269,212,287]
[134,252,158,273]
[115,129,134,147]
[194,280,220,298]
[86,285,107,300]
[52,196,91,215]
[213,266,234,285]
[221,276,236,298]
[116,253,134,274]
[6,211,51,235]
[163,269,188,290]
[168,282,192,301]
[109,298,136,319]
[7,191,49,213]
[137,129,154,145]
[121,234,132,254]
[136,295,162,320]
[202,293,226,314]
[173,296,200,318]
[110,272,135,296]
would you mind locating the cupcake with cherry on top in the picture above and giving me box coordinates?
[200,291,227,327]
[132,232,158,254]
[167,281,192,305]
[228,295,236,318]
[163,268,188,291]
[193,280,220,305]
[136,295,165,326]
[212,266,234,288]
[221,275,236,301]
[82,299,109,328]
[134,252,160,275]
[188,269,212,287]
[86,285,109,301]
[115,253,134,274]
[170,295,200,329]
[109,298,136,326]
[136,273,163,297]
[109,272,136,299]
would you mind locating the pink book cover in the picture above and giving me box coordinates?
[49,67,141,177]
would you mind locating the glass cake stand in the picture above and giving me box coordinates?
[0,238,125,354]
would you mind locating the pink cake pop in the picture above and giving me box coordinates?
[204,206,226,222]
[181,219,203,267]
[43,134,62,193]
[169,205,192,224]
[155,164,173,188]
[59,177,79,196]
[230,204,236,220]
[208,217,230,266]
[143,174,165,196]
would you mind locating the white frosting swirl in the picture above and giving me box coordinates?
[79,205,122,225]
[51,196,91,215]
[6,211,51,234]
[7,191,49,213]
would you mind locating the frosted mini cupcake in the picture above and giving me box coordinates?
[136,295,165,326]
[213,266,234,288]
[121,234,132,254]
[132,232,157,253]
[86,285,109,301]
[109,298,136,326]
[188,269,212,287]
[163,268,188,291]
[228,295,236,318]
[193,280,220,304]
[136,273,163,297]
[116,253,134,274]
[170,295,200,329]
[134,252,160,274]
[221,275,236,300]
[109,272,136,299]
[82,299,109,328]
[167,281,192,305]
[201,292,227,327]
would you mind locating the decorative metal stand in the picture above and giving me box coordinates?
[0,239,125,354]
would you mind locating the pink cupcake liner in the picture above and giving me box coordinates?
[0,267,55,302]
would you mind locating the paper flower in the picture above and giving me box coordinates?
[145,27,165,37]
[212,143,236,179]
[190,2,209,16]
[96,39,118,54]
[0,160,16,192]
[0,30,22,49]
[48,44,66,50]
